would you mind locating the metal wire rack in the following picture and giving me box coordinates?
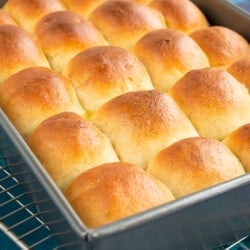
[0,126,84,249]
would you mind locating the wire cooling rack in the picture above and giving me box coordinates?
[0,126,84,249]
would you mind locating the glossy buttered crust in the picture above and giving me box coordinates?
[169,67,250,140]
[190,26,250,69]
[92,90,198,168]
[223,124,250,172]
[147,137,245,198]
[90,0,166,50]
[64,162,175,228]
[28,112,119,191]
[228,58,250,91]
[3,0,66,33]
[64,45,154,113]
[0,67,85,137]
[133,29,209,91]
[35,11,107,72]
[149,0,209,33]
[0,25,50,84]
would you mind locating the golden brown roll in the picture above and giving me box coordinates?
[223,124,250,173]
[28,112,119,191]
[228,58,250,92]
[135,0,151,4]
[64,46,154,113]
[92,90,198,168]
[133,29,209,91]
[149,0,209,33]
[35,11,107,73]
[90,0,166,50]
[0,9,17,25]
[0,67,85,137]
[62,0,106,18]
[169,67,250,140]
[190,26,250,69]
[147,137,245,198]
[3,0,66,33]
[0,25,50,84]
[64,162,175,228]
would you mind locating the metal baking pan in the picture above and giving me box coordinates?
[0,0,250,249]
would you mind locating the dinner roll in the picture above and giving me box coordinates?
[190,26,249,69]
[28,112,119,191]
[133,29,209,91]
[0,67,85,137]
[62,0,106,18]
[64,46,154,113]
[169,67,250,140]
[64,162,174,228]
[35,11,107,73]
[223,124,250,172]
[92,90,198,168]
[0,9,16,25]
[3,0,66,33]
[228,58,250,92]
[149,0,209,33]
[0,25,50,84]
[90,0,166,50]
[147,137,245,198]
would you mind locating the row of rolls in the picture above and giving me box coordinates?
[0,0,249,229]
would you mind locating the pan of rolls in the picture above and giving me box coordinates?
[0,0,249,249]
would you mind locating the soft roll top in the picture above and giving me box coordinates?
[223,124,250,173]
[64,162,175,228]
[190,26,249,69]
[3,0,66,33]
[169,67,250,140]
[228,58,250,92]
[28,112,119,191]
[35,10,107,72]
[90,0,166,50]
[0,25,50,84]
[64,45,154,113]
[149,0,209,33]
[133,28,209,91]
[92,90,198,168]
[147,137,245,198]
[0,67,85,137]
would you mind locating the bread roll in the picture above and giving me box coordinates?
[62,0,106,18]
[133,29,209,91]
[3,0,66,33]
[228,58,250,92]
[62,0,152,18]
[35,11,107,73]
[0,67,85,137]
[190,26,249,69]
[0,9,16,25]
[147,137,245,198]
[223,124,250,172]
[149,0,209,33]
[169,67,250,140]
[64,162,174,228]
[64,46,154,113]
[90,0,166,50]
[92,90,198,168]
[0,25,50,84]
[28,112,119,191]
